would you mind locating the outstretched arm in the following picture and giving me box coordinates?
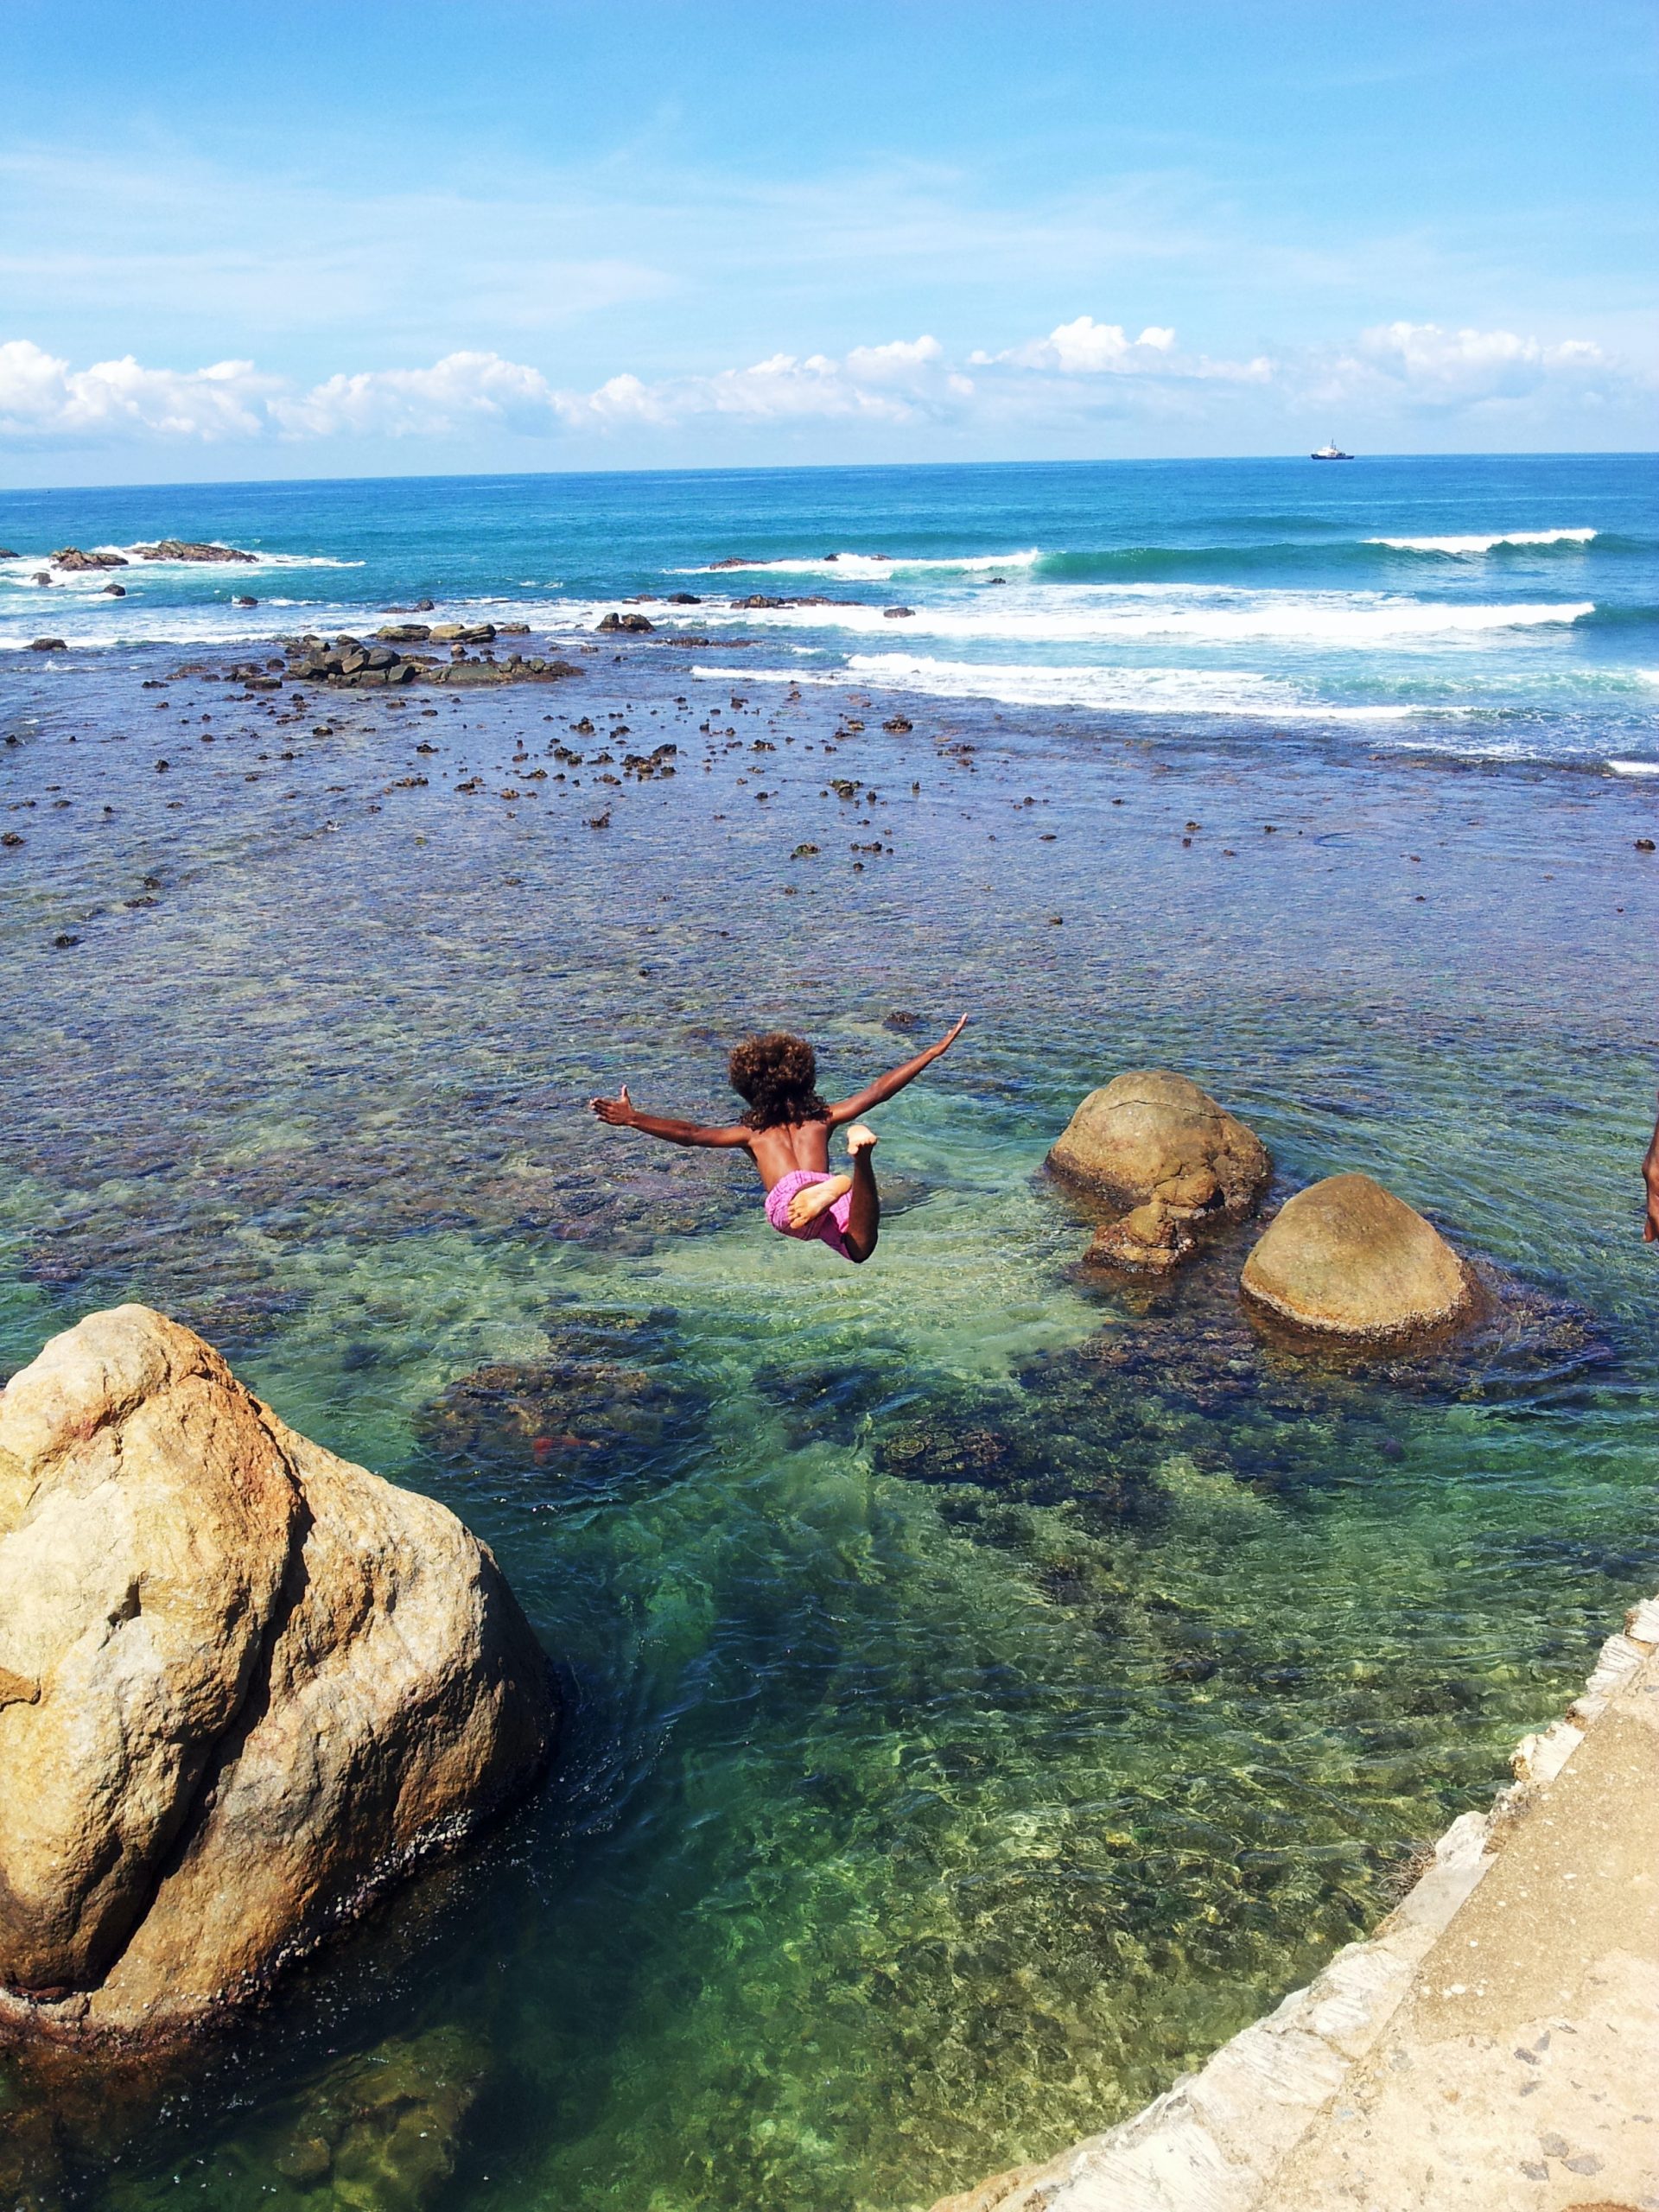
[827,1014,968,1127]
[590,1085,752,1149]
[1643,1094,1659,1242]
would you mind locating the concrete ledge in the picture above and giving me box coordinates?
[928,1592,1659,2212]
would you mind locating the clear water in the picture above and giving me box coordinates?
[1,456,1657,2210]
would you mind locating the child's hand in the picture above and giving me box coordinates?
[591,1085,636,1126]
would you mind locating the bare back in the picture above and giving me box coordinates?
[746,1117,834,1190]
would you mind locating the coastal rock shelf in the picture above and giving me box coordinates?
[929,1587,1659,2212]
[0,1306,556,2048]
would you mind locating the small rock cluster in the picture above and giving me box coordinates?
[1051,1070,1472,1341]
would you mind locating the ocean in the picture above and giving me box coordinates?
[2,452,1656,769]
[2,453,1657,2210]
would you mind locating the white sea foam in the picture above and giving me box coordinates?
[623,589,1596,647]
[1606,759,1659,776]
[0,544,364,580]
[1368,528,1597,555]
[689,656,1432,722]
[678,550,1042,579]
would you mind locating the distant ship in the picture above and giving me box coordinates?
[1311,439,1353,460]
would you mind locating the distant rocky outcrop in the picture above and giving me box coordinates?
[1050,1070,1270,1241]
[286,637,419,686]
[130,541,256,564]
[50,548,128,572]
[27,638,66,652]
[598,611,654,633]
[0,1306,555,2047]
[1241,1173,1471,1339]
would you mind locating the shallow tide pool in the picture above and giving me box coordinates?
[3,641,1657,2210]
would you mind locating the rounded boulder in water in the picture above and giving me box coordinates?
[0,1304,556,2046]
[1047,1069,1270,1222]
[1241,1173,1471,1339]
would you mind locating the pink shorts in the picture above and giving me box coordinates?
[765,1168,855,1261]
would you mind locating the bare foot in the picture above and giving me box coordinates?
[846,1124,879,1156]
[787,1173,852,1230]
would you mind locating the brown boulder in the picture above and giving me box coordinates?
[0,1306,554,2045]
[1047,1070,1270,1222]
[1240,1173,1471,1338]
[1084,1198,1195,1274]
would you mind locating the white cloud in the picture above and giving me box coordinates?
[0,317,1643,450]
[273,350,563,438]
[974,316,1269,384]
[1351,320,1614,401]
[0,337,276,440]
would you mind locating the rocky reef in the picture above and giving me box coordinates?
[0,1306,556,2049]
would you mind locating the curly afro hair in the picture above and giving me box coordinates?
[728,1032,830,1130]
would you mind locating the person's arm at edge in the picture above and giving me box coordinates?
[826,1014,969,1127]
[1643,1093,1659,1241]
[591,1085,752,1148]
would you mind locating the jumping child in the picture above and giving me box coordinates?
[590,1015,968,1264]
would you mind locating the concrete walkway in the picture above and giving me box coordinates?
[929,1596,1659,2212]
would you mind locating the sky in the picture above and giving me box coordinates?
[1,0,1655,484]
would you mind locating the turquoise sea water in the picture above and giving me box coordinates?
[3,453,1657,766]
[1,454,1657,2210]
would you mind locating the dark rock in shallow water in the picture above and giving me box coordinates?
[598,611,654,633]
[28,638,66,652]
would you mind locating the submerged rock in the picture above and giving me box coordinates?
[1084,1197,1195,1274]
[417,1306,702,1496]
[1241,1173,1471,1340]
[0,1306,555,2047]
[1048,1071,1270,1229]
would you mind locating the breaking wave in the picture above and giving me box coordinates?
[1367,529,1597,556]
[689,655,1431,722]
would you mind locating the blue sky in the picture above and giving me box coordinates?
[2,0,1654,482]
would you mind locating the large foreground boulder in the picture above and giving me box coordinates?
[1049,1071,1270,1223]
[0,1306,555,2046]
[1241,1173,1471,1338]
